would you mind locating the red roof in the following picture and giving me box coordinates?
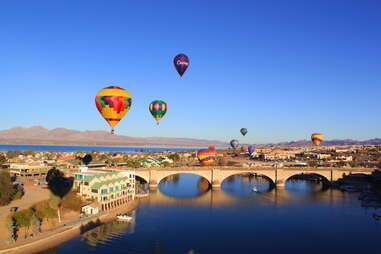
[58,156,76,161]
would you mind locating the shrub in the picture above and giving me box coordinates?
[168,153,180,162]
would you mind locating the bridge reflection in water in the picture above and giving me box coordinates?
[141,174,352,209]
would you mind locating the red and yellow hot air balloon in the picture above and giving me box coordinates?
[311,133,324,146]
[208,146,216,151]
[95,86,132,134]
[197,149,216,166]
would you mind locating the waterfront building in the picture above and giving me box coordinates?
[9,162,51,179]
[81,203,100,215]
[74,171,135,211]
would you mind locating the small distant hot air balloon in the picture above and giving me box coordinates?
[197,149,216,166]
[248,145,256,155]
[241,146,248,152]
[208,146,215,151]
[240,128,248,136]
[95,86,132,134]
[230,139,239,149]
[174,53,189,77]
[311,133,324,146]
[149,100,167,125]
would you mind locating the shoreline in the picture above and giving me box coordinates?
[0,199,140,254]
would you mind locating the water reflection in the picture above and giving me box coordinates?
[37,174,381,254]
[222,174,271,198]
[82,211,136,247]
[158,174,210,198]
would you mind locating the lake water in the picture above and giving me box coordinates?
[37,174,381,254]
[0,144,208,153]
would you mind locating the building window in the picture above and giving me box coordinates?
[101,189,107,194]
[116,186,120,191]
[91,189,98,193]
[84,182,89,186]
[109,187,114,192]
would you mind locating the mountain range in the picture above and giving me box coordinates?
[0,126,226,146]
[0,126,380,146]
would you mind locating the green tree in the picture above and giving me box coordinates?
[307,161,318,167]
[23,148,35,156]
[168,153,180,162]
[13,209,33,239]
[49,194,62,223]
[31,215,41,236]
[33,201,58,222]
[6,150,22,159]
[0,154,7,165]
[6,216,17,243]
[0,171,14,206]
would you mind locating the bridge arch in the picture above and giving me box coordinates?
[282,171,331,184]
[219,170,276,187]
[156,171,212,186]
[134,172,149,184]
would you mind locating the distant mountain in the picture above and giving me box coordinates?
[0,126,379,147]
[263,139,381,146]
[0,126,226,146]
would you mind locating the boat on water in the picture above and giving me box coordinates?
[117,214,133,222]
[252,186,260,193]
[340,185,358,192]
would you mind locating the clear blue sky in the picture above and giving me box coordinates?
[1,0,380,143]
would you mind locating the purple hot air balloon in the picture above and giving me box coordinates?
[174,53,189,77]
[248,145,256,155]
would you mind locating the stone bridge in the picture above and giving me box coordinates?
[132,166,375,189]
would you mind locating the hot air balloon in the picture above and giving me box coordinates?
[208,146,216,151]
[241,146,248,152]
[95,86,132,134]
[149,100,167,125]
[197,149,216,166]
[230,139,239,149]
[248,145,256,155]
[240,128,248,136]
[174,53,189,77]
[311,133,324,146]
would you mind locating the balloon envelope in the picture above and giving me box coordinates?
[230,139,239,149]
[95,86,132,132]
[197,149,216,166]
[149,100,167,124]
[174,53,189,77]
[248,145,256,155]
[311,133,324,146]
[208,146,215,151]
[240,128,248,136]
[241,146,248,152]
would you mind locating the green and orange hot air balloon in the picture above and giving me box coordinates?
[149,100,167,125]
[311,133,324,146]
[197,149,217,166]
[95,86,132,134]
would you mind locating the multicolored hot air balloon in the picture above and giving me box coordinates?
[95,86,132,134]
[230,139,239,149]
[208,146,216,151]
[241,146,248,152]
[174,53,189,77]
[197,149,216,166]
[149,100,167,125]
[311,133,324,146]
[240,128,248,136]
[248,145,256,155]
